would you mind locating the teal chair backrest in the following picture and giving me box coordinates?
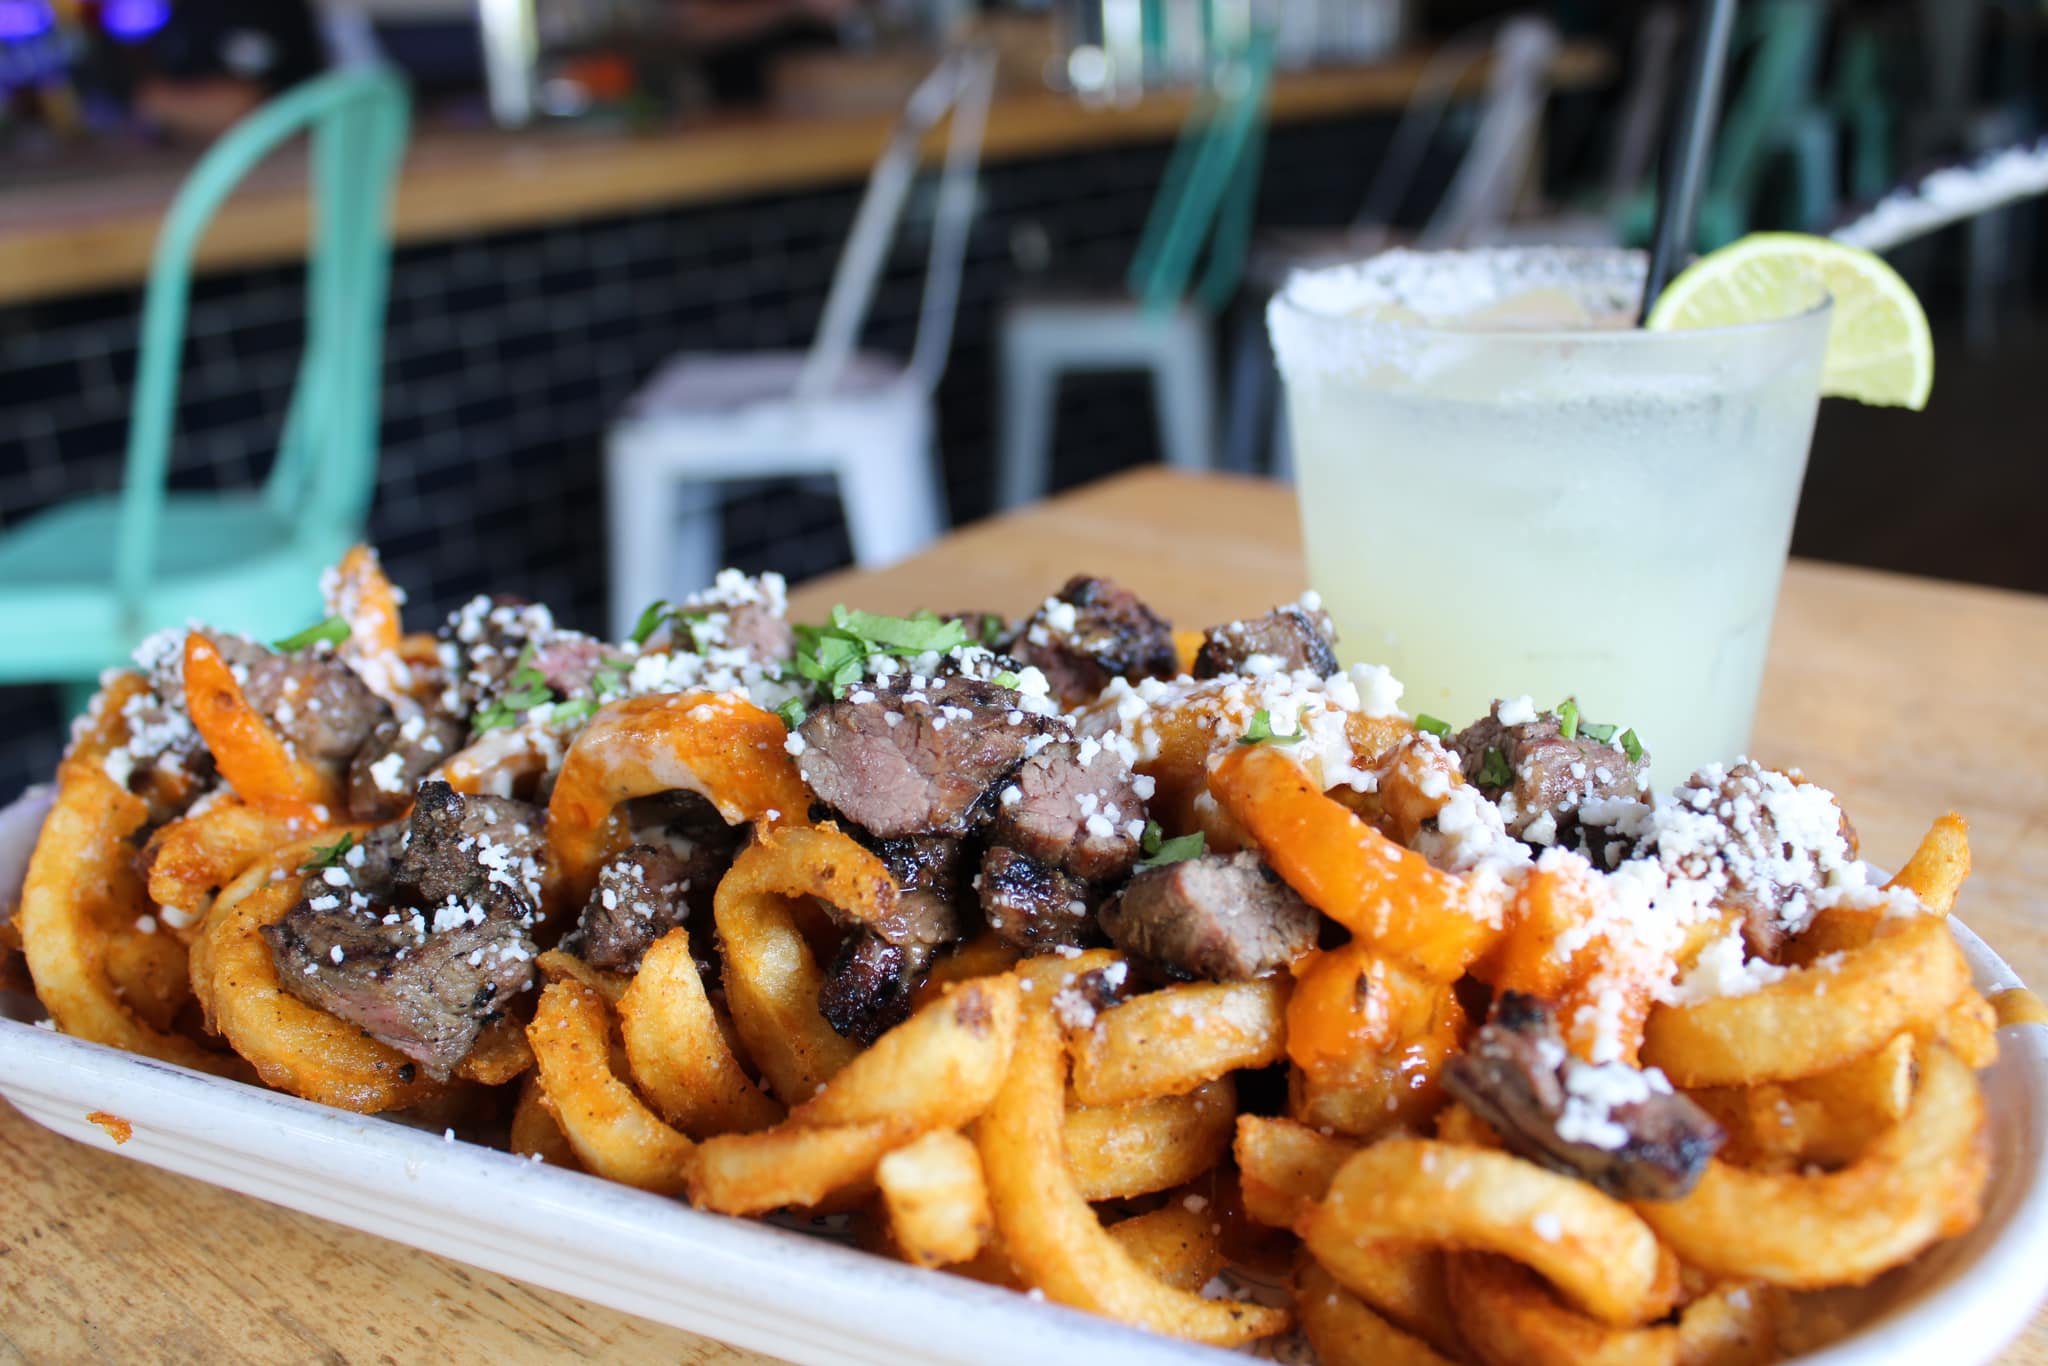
[1125,31,1277,317]
[114,68,411,612]
[1703,0,1826,217]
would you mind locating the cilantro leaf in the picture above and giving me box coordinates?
[548,697,598,726]
[1136,820,1206,869]
[1580,721,1618,743]
[834,608,968,655]
[1476,746,1514,787]
[1618,728,1645,763]
[629,599,672,646]
[977,613,1008,649]
[775,698,807,730]
[991,670,1020,690]
[1555,698,1579,740]
[298,832,355,872]
[472,701,519,733]
[1414,713,1452,738]
[1236,708,1305,746]
[273,616,351,652]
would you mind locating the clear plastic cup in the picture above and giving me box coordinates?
[1267,247,1832,782]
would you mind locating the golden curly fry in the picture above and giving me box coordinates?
[1234,1115,1360,1229]
[547,693,809,905]
[1107,1204,1224,1295]
[509,1073,581,1170]
[1635,1045,1989,1288]
[144,798,314,945]
[527,978,695,1193]
[189,840,437,1111]
[618,928,784,1138]
[1296,1255,1458,1366]
[1302,1139,1681,1328]
[1065,1077,1236,1202]
[876,1129,992,1270]
[1887,812,1970,915]
[1447,1254,1780,1366]
[1067,979,1287,1106]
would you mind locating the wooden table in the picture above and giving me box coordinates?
[2,469,2043,1363]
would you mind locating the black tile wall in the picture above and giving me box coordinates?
[0,112,1398,800]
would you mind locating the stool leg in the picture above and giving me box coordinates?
[670,481,724,601]
[606,431,672,639]
[1153,317,1215,472]
[998,326,1058,509]
[842,404,943,567]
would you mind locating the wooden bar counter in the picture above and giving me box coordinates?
[0,43,1610,308]
[3,469,2043,1362]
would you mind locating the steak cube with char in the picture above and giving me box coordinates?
[977,846,1095,952]
[796,675,1062,839]
[263,891,536,1081]
[1098,852,1319,981]
[347,712,468,821]
[1006,576,1177,709]
[568,843,694,972]
[1442,992,1724,1201]
[861,834,967,948]
[239,647,391,765]
[1193,601,1339,679]
[992,738,1147,883]
[393,780,547,917]
[819,931,929,1047]
[1452,701,1648,846]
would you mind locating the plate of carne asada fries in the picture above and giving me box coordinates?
[3,545,2047,1366]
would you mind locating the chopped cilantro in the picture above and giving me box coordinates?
[1476,746,1514,787]
[1556,698,1580,740]
[1618,728,1645,763]
[629,599,672,646]
[1136,820,1206,869]
[991,670,1021,690]
[548,697,599,726]
[298,832,355,872]
[832,606,968,655]
[1236,708,1305,746]
[775,698,807,730]
[1414,713,1452,738]
[977,613,1008,649]
[472,700,519,733]
[273,616,350,651]
[591,664,627,697]
[1580,721,1618,743]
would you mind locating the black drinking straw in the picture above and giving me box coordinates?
[1638,0,1741,322]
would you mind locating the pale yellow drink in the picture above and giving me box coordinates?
[1268,248,1831,782]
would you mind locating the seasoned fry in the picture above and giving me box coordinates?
[1691,1033,1915,1168]
[1303,1139,1681,1327]
[1067,978,1287,1106]
[1286,942,1466,1103]
[1105,1204,1224,1294]
[1296,1255,1458,1366]
[547,693,809,903]
[1636,1046,1989,1287]
[1065,1078,1236,1202]
[182,632,343,816]
[510,1074,581,1170]
[1888,812,1970,915]
[618,928,783,1137]
[877,1130,992,1269]
[528,979,695,1194]
[535,947,629,1004]
[978,1009,1291,1346]
[457,1015,535,1086]
[145,798,313,944]
[1448,1254,1779,1366]
[1643,913,1970,1086]
[1234,1115,1360,1228]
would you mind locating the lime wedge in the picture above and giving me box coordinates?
[1645,232,1934,410]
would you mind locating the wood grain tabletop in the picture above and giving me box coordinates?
[2,468,2043,1364]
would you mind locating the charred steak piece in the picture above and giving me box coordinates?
[168,632,389,769]
[861,835,967,948]
[819,931,930,1047]
[1098,852,1319,981]
[1192,601,1339,679]
[795,675,1062,839]
[992,738,1147,883]
[263,889,536,1081]
[347,712,468,821]
[977,846,1095,952]
[1006,575,1177,709]
[1442,992,1723,1201]
[568,844,694,972]
[1452,701,1648,847]
[394,780,547,915]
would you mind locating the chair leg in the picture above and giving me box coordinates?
[670,481,724,603]
[998,329,1059,510]
[842,405,944,567]
[606,434,673,640]
[1152,317,1216,472]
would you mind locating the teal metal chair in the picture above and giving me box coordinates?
[0,68,410,694]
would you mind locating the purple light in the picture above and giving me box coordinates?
[103,0,171,42]
[0,0,52,43]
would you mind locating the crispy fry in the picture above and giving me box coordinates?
[1287,1047,1457,1142]
[182,633,342,816]
[1448,1254,1779,1366]
[510,1074,581,1169]
[547,693,809,904]
[877,1130,993,1269]
[1234,1115,1360,1228]
[189,843,435,1109]
[1643,914,1971,1086]
[1106,1204,1224,1294]
[712,825,890,1103]
[457,1015,535,1086]
[1691,1033,1915,1169]
[1303,1139,1681,1328]
[534,947,629,1005]
[1887,812,1970,915]
[618,928,784,1137]
[1636,1046,1989,1287]
[18,758,236,1075]
[1489,857,1660,1064]
[144,799,314,944]
[1296,1255,1458,1366]
[528,979,695,1193]
[1211,746,1502,981]
[1067,979,1287,1106]
[1924,986,1999,1070]
[327,544,416,709]
[977,1008,1291,1346]
[1309,1241,1461,1356]
[911,932,1023,1009]
[1065,1078,1236,1202]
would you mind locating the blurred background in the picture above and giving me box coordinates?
[0,0,2042,796]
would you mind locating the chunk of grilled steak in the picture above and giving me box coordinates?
[263,895,535,1081]
[992,739,1147,883]
[1442,992,1724,1201]
[392,780,547,915]
[347,712,468,821]
[240,648,391,765]
[1006,575,1177,709]
[977,845,1095,951]
[1452,701,1648,847]
[863,835,967,947]
[721,601,796,666]
[819,931,931,1047]
[1099,852,1318,981]
[568,844,694,972]
[1192,603,1339,679]
[796,675,1062,838]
